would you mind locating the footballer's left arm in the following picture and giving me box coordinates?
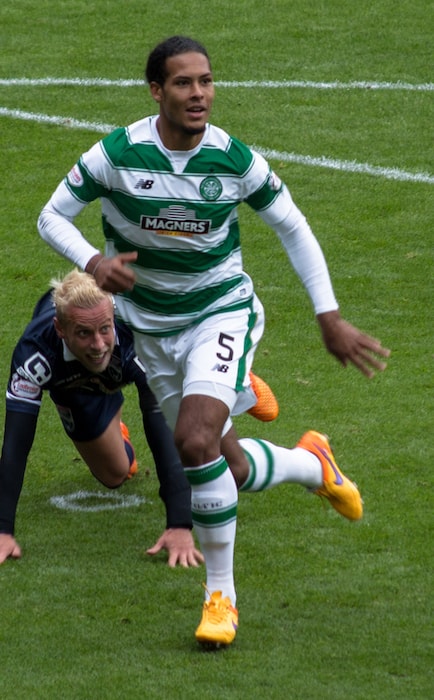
[129,360,202,567]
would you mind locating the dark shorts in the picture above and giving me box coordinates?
[51,390,124,442]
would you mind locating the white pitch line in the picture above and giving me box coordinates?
[253,146,434,185]
[0,106,115,133]
[50,491,146,512]
[0,77,433,91]
[217,79,434,92]
[1,106,433,185]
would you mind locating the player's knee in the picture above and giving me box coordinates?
[103,476,125,489]
[174,429,217,466]
[91,468,127,489]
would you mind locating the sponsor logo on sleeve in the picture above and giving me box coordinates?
[267,171,282,191]
[10,373,41,400]
[67,164,84,187]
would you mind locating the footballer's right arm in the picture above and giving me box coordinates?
[0,410,39,563]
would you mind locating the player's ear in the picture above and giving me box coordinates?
[53,316,65,339]
[149,81,163,102]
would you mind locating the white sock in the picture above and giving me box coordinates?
[184,456,238,606]
[239,438,322,492]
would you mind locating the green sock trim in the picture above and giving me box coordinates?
[192,502,238,528]
[240,439,274,491]
[184,456,227,486]
[240,447,256,491]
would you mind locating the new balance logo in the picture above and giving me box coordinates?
[134,179,154,190]
[211,363,230,373]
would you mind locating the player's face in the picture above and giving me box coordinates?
[150,51,214,149]
[55,299,116,373]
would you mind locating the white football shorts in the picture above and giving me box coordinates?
[132,294,265,431]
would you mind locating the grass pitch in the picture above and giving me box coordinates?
[0,1,433,698]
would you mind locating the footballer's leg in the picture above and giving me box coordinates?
[73,409,136,487]
[247,371,279,422]
[296,431,362,520]
[55,391,137,486]
[238,432,363,521]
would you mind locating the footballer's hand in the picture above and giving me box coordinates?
[86,252,138,293]
[146,528,204,568]
[317,310,391,378]
[0,533,22,564]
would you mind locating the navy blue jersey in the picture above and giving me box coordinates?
[0,290,192,535]
[7,290,144,418]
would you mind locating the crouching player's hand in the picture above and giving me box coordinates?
[147,528,204,568]
[0,533,22,564]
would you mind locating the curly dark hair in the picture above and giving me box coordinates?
[145,35,211,86]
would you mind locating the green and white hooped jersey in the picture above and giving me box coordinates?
[65,117,290,336]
